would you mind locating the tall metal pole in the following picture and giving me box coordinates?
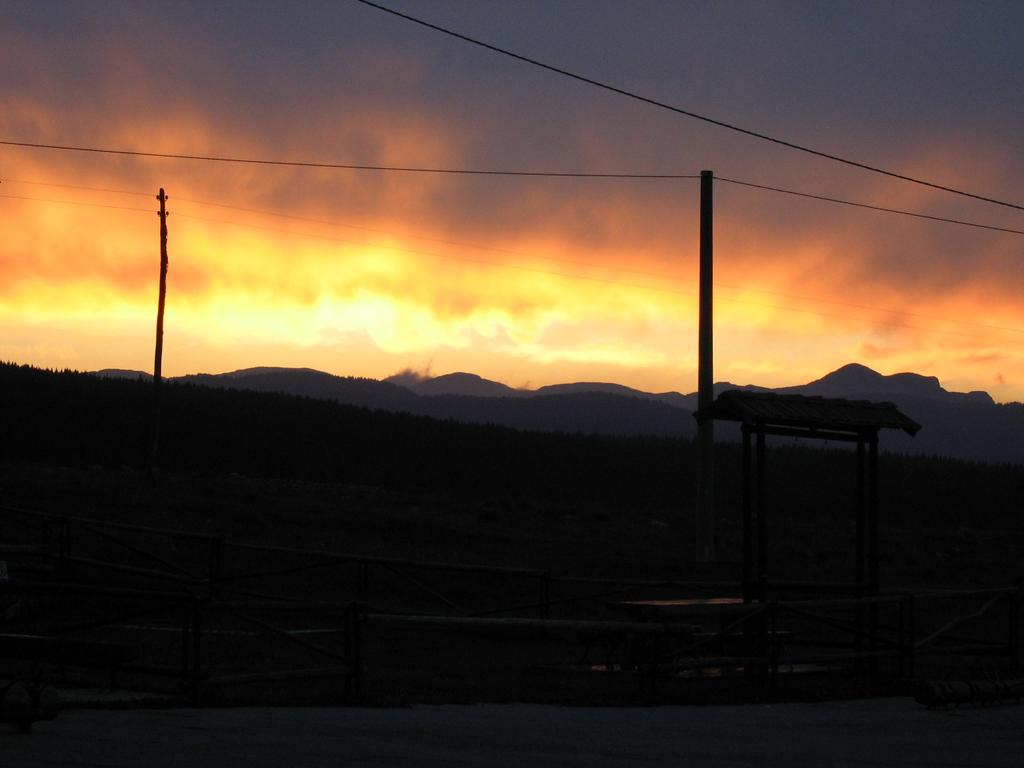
[695,170,715,562]
[149,188,168,471]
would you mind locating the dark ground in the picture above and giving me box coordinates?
[1,458,1021,706]
[2,458,1021,589]
[5,699,1023,768]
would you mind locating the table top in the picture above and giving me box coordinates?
[607,596,753,619]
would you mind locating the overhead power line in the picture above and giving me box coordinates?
[0,139,697,179]
[716,177,1024,237]
[0,177,152,198]
[353,0,1024,213]
[0,192,154,215]
[2,159,1024,237]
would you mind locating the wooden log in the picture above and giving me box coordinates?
[914,678,1024,707]
[365,613,696,637]
[1,680,34,732]
[204,666,352,686]
[0,504,219,542]
[64,555,198,584]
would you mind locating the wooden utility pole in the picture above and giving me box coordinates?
[149,188,169,471]
[695,170,715,562]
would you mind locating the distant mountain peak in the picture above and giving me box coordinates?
[94,368,151,380]
[434,372,488,384]
[782,363,989,405]
[817,363,942,392]
[394,371,523,398]
[222,366,324,378]
[82,360,1016,462]
[815,362,883,385]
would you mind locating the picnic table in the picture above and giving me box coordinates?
[607,597,747,622]
[606,597,787,673]
[0,633,138,689]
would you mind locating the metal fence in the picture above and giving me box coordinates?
[1,503,1019,702]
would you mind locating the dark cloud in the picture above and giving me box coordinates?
[1,1,1021,396]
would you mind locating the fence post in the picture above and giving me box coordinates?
[907,593,916,679]
[207,536,223,598]
[356,562,369,603]
[768,601,779,689]
[1008,589,1020,674]
[179,599,192,690]
[190,597,203,705]
[57,518,70,577]
[897,595,906,678]
[868,597,879,674]
[538,572,551,619]
[345,602,363,699]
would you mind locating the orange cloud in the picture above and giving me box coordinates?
[1,12,1022,401]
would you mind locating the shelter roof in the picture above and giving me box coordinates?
[695,390,921,436]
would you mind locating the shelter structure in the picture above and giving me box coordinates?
[694,390,921,603]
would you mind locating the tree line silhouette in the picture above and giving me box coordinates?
[2,362,1022,537]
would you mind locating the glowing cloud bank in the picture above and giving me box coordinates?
[1,3,1021,400]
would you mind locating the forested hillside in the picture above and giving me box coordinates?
[0,362,1020,520]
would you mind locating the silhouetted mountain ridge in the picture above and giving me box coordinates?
[390,371,524,398]
[92,363,1020,464]
[14,361,1024,524]
[177,368,417,412]
[775,363,994,406]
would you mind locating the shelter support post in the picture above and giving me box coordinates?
[742,426,753,604]
[868,434,880,669]
[755,428,768,676]
[855,437,866,663]
[1008,590,1020,674]
[756,429,766,603]
[868,435,879,594]
[856,438,866,591]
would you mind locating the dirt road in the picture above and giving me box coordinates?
[2,698,1021,767]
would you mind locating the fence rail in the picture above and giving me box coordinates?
[2,502,740,618]
[2,502,1020,702]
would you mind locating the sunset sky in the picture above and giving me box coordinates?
[2,1,1022,400]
